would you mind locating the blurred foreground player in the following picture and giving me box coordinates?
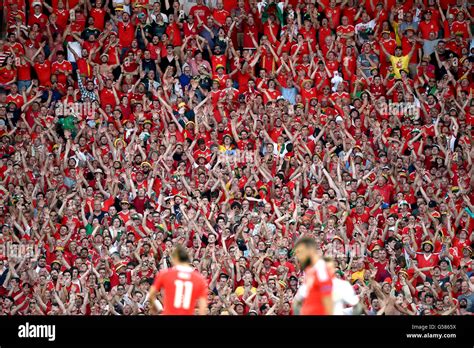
[148,245,208,315]
[293,237,334,315]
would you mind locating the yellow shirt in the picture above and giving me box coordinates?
[235,286,257,297]
[389,54,410,78]
[351,269,365,284]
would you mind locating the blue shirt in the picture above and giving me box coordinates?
[179,74,192,89]
[281,87,297,105]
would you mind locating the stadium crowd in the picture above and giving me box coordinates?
[0,0,473,316]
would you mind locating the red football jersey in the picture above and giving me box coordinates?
[416,253,439,276]
[301,259,333,315]
[152,265,207,315]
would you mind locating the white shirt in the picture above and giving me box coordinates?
[332,278,359,315]
[355,19,376,34]
[67,42,82,63]
[150,12,169,23]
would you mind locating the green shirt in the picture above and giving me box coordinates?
[58,115,76,131]
[86,223,103,235]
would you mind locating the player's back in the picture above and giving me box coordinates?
[154,265,207,315]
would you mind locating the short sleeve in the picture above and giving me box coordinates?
[152,271,164,290]
[343,281,359,306]
[196,275,208,299]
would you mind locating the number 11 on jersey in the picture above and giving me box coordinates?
[174,280,193,309]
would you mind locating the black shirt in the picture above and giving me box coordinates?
[429,49,457,80]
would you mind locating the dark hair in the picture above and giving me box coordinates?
[295,237,317,249]
[5,296,15,303]
[172,244,190,263]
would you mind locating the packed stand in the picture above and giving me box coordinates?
[0,0,473,316]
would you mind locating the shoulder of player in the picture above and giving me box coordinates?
[313,259,331,280]
[191,270,206,279]
[192,271,208,284]
[158,268,175,278]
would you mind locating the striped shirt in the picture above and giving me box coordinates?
[77,71,98,102]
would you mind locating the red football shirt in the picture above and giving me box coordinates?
[189,5,211,23]
[34,60,51,86]
[117,21,135,47]
[54,9,69,29]
[90,8,106,30]
[212,8,229,26]
[6,93,23,108]
[51,60,72,85]
[416,253,439,270]
[301,259,333,315]
[152,265,207,315]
